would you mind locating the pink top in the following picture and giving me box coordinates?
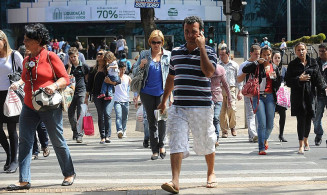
[211,64,232,103]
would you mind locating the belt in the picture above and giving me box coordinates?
[260,93,272,97]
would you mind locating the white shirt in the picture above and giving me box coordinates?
[108,61,119,77]
[280,42,287,50]
[219,59,242,90]
[0,51,23,90]
[114,74,130,102]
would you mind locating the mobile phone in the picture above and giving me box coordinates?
[201,31,204,35]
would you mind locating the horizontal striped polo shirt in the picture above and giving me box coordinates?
[169,44,217,107]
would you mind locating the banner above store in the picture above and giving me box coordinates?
[7,4,224,23]
[134,0,161,8]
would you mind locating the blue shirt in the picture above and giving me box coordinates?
[141,60,163,96]
[169,44,217,107]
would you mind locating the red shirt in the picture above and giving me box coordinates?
[264,63,273,93]
[52,42,59,50]
[22,49,69,110]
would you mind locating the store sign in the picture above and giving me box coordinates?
[9,4,217,23]
[48,7,87,21]
[93,6,139,20]
[134,0,161,8]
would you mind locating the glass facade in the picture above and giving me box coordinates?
[1,0,327,57]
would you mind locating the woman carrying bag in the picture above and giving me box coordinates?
[0,30,23,173]
[85,50,120,144]
[133,30,171,160]
[242,46,281,155]
[7,23,75,191]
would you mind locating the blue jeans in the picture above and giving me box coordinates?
[19,105,75,182]
[313,96,327,139]
[114,101,129,133]
[213,101,222,139]
[253,94,275,151]
[100,75,118,97]
[93,95,115,139]
[143,109,149,140]
[32,122,49,155]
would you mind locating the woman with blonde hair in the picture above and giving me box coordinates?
[0,30,23,173]
[285,42,327,154]
[133,30,171,160]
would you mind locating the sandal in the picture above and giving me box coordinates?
[42,147,50,157]
[206,181,218,188]
[161,181,179,194]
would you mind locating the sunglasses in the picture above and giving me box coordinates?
[97,53,104,56]
[151,41,162,45]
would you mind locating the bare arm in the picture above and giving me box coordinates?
[196,33,215,78]
[157,74,175,113]
[237,73,247,83]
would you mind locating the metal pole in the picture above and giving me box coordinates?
[243,31,249,129]
[226,0,231,48]
[312,0,316,35]
[287,0,291,41]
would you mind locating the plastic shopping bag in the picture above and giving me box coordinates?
[83,112,94,136]
[276,85,291,108]
[135,105,144,132]
[4,89,22,117]
[77,104,88,134]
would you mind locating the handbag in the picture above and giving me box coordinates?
[242,65,259,97]
[32,87,62,111]
[276,84,291,108]
[83,112,94,136]
[131,54,149,93]
[130,67,145,93]
[3,88,22,117]
[47,52,73,112]
[8,51,22,84]
[31,52,64,111]
[241,65,260,114]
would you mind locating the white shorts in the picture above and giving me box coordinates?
[167,106,216,158]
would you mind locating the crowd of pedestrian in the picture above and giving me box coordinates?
[1,15,327,194]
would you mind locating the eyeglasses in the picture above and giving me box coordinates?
[151,41,162,45]
[97,53,104,56]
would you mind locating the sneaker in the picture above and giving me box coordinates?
[252,136,258,143]
[122,131,127,138]
[117,131,123,139]
[31,154,38,160]
[97,94,106,99]
[222,133,228,138]
[76,134,83,143]
[143,140,149,148]
[72,131,78,140]
[231,128,237,136]
[315,136,322,146]
[104,96,112,101]
[42,147,50,157]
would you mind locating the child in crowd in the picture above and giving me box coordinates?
[97,52,119,100]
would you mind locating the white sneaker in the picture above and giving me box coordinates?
[122,131,127,138]
[117,131,123,139]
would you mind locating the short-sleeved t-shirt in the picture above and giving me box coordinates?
[65,62,90,96]
[169,44,217,107]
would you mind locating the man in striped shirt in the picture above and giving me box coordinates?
[158,16,218,194]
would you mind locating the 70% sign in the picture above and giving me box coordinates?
[97,9,118,19]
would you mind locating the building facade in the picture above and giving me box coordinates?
[2,0,327,58]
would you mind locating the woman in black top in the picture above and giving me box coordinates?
[285,42,327,154]
[85,50,120,144]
